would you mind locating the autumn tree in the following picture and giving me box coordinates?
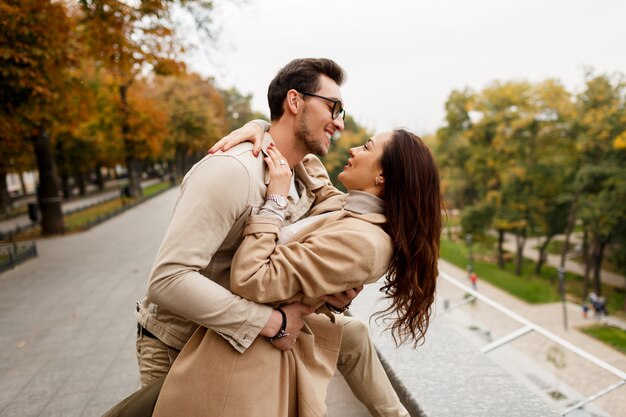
[77,0,217,197]
[153,72,226,179]
[66,59,125,193]
[0,0,77,233]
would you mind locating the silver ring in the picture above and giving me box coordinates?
[279,159,287,166]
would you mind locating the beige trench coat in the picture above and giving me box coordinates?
[153,197,392,417]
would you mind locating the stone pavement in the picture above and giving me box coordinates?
[5,183,622,416]
[0,187,368,417]
[349,283,559,417]
[437,261,626,416]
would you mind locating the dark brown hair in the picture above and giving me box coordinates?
[267,58,345,121]
[376,129,442,347]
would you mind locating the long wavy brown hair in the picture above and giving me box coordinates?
[376,129,442,347]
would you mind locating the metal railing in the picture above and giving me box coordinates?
[0,240,38,273]
[439,271,626,416]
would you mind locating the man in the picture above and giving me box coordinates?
[135,58,408,417]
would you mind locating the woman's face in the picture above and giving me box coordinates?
[338,131,392,196]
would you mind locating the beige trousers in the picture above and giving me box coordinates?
[136,316,409,417]
[135,334,180,387]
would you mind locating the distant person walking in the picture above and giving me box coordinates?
[470,271,478,290]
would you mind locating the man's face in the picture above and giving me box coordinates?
[295,75,345,156]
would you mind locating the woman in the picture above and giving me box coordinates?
[152,129,442,417]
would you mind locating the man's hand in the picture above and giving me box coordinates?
[320,285,364,311]
[260,302,316,351]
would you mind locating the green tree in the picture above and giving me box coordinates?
[573,73,626,297]
[221,87,268,133]
[435,89,476,209]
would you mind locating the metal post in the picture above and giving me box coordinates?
[465,234,473,280]
[558,267,568,330]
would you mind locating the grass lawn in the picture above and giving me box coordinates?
[441,237,561,303]
[581,324,626,354]
[539,239,575,256]
[0,206,28,221]
[142,181,172,197]
[64,198,125,230]
[440,236,626,314]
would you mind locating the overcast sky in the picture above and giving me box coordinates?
[184,0,626,136]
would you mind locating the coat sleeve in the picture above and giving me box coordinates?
[301,154,344,206]
[230,215,391,304]
[147,155,273,352]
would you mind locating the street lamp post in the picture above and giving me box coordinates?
[558,267,568,330]
[465,233,474,280]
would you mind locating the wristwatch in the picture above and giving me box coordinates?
[266,194,289,209]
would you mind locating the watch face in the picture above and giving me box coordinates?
[277,196,288,208]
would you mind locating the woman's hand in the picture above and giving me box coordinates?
[208,121,268,157]
[265,145,291,197]
[320,286,364,311]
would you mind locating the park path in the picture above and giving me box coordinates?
[501,232,625,288]
[438,261,626,416]
[0,186,366,417]
[6,182,623,416]
[0,178,162,235]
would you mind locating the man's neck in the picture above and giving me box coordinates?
[267,121,306,168]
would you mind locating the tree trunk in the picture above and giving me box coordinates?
[18,172,27,196]
[560,192,579,269]
[515,231,526,276]
[497,229,505,268]
[175,146,186,180]
[32,129,64,235]
[56,138,71,200]
[77,172,87,196]
[184,155,193,177]
[0,159,11,214]
[623,275,626,312]
[581,230,590,301]
[120,84,142,198]
[95,165,105,191]
[592,239,608,297]
[61,172,71,200]
[536,236,552,277]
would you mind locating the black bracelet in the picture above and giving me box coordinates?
[325,301,351,314]
[269,308,289,342]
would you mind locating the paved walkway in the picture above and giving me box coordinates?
[438,261,626,416]
[4,184,623,416]
[0,179,162,235]
[0,187,367,417]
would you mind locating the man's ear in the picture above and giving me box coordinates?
[285,89,300,115]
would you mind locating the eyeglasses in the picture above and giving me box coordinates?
[299,91,345,120]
